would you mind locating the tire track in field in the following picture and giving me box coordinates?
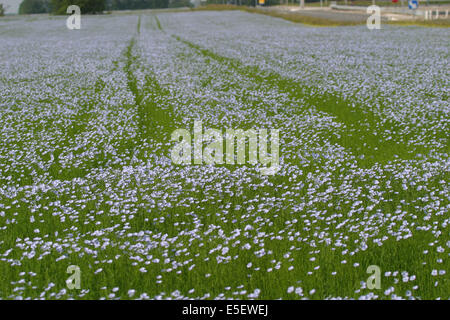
[154,19,363,168]
[171,35,425,165]
[153,18,353,168]
[123,17,177,156]
[154,15,163,31]
[32,15,167,183]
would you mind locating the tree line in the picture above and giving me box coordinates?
[17,0,192,14]
[16,0,288,15]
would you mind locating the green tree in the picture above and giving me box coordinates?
[108,0,169,10]
[0,3,5,16]
[50,0,105,14]
[168,0,191,7]
[19,0,50,14]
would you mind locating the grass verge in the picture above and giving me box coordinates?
[191,4,450,28]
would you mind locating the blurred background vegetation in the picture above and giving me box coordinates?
[13,0,450,15]
[16,0,194,14]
